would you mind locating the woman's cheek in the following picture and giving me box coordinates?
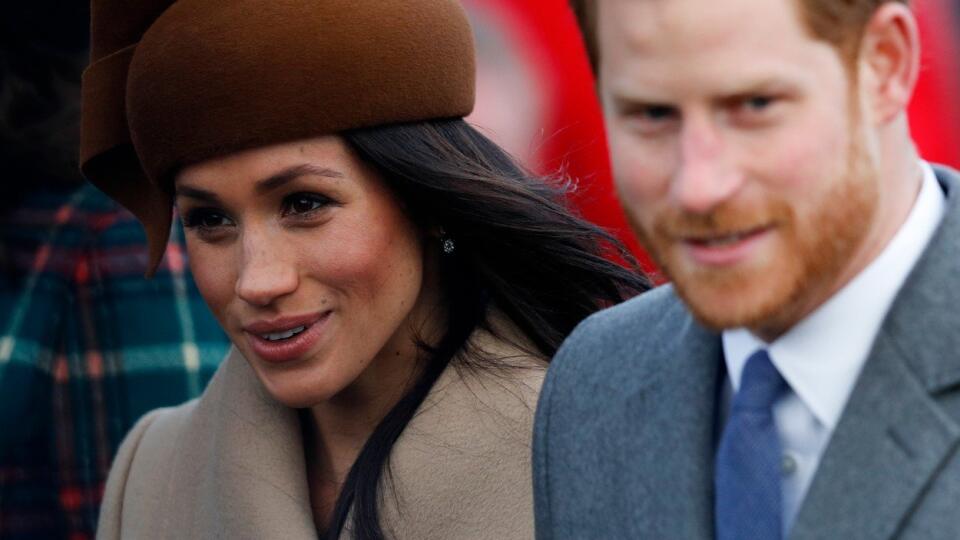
[185,239,235,325]
[308,228,405,302]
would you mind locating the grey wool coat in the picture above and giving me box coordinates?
[97,325,545,539]
[533,166,960,540]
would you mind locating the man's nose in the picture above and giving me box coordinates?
[672,119,744,213]
[235,230,299,308]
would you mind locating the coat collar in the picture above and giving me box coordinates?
[190,320,543,538]
[203,346,318,537]
[875,166,960,395]
[790,166,960,539]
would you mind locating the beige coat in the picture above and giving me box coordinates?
[97,327,545,539]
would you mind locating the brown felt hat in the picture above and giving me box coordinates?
[80,0,476,275]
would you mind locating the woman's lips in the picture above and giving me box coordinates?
[681,226,775,266]
[244,312,331,364]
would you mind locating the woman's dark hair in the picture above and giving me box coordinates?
[324,118,650,539]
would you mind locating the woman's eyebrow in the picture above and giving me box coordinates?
[175,164,344,202]
[255,164,345,195]
[174,185,222,205]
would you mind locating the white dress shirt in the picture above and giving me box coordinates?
[721,162,945,534]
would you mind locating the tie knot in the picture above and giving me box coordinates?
[734,350,786,412]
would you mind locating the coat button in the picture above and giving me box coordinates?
[782,454,798,476]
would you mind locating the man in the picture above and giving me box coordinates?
[533,0,960,538]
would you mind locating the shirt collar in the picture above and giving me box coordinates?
[723,162,945,430]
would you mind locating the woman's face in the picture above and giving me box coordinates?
[175,135,438,408]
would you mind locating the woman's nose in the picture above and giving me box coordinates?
[235,232,299,307]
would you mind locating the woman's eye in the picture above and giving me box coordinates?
[183,208,233,230]
[281,193,332,217]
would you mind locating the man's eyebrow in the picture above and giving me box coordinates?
[717,79,799,99]
[608,93,677,114]
[606,77,800,108]
[255,164,345,195]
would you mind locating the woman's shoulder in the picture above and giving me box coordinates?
[97,348,256,536]
[99,347,317,538]
[122,398,200,461]
[378,321,546,539]
[105,353,241,482]
[111,398,200,478]
[97,399,200,536]
[439,318,548,427]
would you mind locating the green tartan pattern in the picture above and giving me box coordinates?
[0,184,230,538]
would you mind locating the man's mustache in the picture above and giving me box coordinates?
[651,201,792,240]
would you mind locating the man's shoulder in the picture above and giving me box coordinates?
[560,285,687,358]
[584,282,685,328]
[543,284,690,393]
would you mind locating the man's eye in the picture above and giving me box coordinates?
[281,193,332,217]
[742,96,776,112]
[637,105,677,122]
[183,209,233,230]
[619,104,679,136]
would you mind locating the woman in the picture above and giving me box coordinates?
[80,1,649,538]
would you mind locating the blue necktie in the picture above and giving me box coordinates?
[715,349,788,540]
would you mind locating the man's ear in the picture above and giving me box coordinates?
[858,2,921,125]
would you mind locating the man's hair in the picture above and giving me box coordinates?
[799,0,911,64]
[570,0,910,73]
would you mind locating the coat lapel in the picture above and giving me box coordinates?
[177,322,543,539]
[790,167,960,540]
[203,348,318,538]
[624,296,722,538]
[788,332,960,540]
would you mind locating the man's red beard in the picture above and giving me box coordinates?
[626,137,879,340]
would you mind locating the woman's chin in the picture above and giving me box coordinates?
[236,348,342,409]
[258,374,336,409]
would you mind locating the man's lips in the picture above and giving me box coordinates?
[679,225,775,266]
[242,311,331,364]
[684,225,773,247]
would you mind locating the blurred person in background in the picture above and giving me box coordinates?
[535,0,960,538]
[0,4,228,538]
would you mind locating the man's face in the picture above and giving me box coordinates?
[599,0,881,338]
